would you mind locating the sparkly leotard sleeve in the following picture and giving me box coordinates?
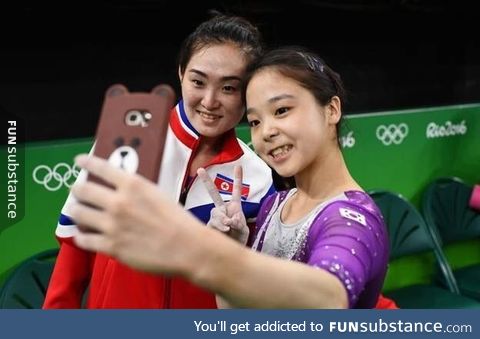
[253,190,389,308]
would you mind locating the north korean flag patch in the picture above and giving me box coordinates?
[214,173,250,200]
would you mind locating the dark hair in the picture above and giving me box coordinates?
[178,12,264,75]
[244,46,346,137]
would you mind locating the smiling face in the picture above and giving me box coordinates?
[179,43,248,138]
[246,68,339,178]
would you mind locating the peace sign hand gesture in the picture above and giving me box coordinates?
[197,166,249,245]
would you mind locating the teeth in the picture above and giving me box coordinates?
[271,145,291,157]
[199,112,219,120]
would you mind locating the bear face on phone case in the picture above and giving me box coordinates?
[90,84,175,185]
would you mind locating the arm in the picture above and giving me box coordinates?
[43,241,93,308]
[197,167,275,308]
[190,226,348,308]
[215,193,277,309]
[70,154,347,308]
[43,158,94,309]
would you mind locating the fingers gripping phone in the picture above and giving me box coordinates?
[88,84,175,186]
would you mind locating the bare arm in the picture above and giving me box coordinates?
[70,154,347,309]
[188,225,348,308]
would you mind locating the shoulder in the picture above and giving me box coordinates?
[308,191,386,239]
[253,189,291,241]
[323,191,383,225]
[257,190,290,218]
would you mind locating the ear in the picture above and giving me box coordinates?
[151,84,176,101]
[106,84,128,98]
[326,96,342,125]
[178,66,184,83]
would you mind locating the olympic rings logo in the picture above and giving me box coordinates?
[376,123,409,145]
[32,163,80,191]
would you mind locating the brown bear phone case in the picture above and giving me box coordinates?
[89,83,175,186]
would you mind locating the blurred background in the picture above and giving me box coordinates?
[0,0,479,142]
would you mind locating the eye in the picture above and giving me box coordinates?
[191,79,204,87]
[114,137,124,147]
[275,107,290,115]
[223,85,237,93]
[248,119,260,127]
[126,110,142,124]
[125,110,151,127]
[131,137,141,148]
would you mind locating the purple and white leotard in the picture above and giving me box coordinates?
[252,189,389,308]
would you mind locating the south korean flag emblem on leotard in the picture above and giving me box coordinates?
[339,208,367,226]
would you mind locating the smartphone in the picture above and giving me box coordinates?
[88,83,175,186]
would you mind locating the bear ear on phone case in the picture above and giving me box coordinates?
[89,83,175,186]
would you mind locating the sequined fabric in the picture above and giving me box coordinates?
[252,190,389,308]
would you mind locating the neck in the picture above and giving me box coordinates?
[293,144,361,203]
[188,134,226,176]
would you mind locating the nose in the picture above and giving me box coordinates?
[200,89,220,111]
[120,151,128,158]
[261,119,279,142]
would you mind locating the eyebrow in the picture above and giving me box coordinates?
[188,69,242,82]
[246,94,295,115]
